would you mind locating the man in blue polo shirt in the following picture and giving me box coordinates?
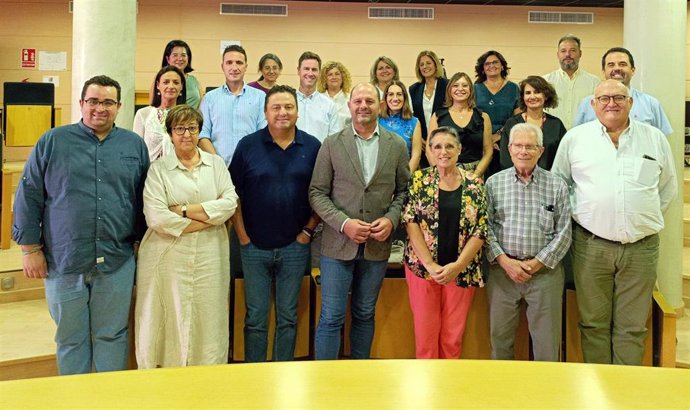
[229,85,321,362]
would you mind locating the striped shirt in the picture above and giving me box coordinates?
[485,166,571,269]
[199,83,267,165]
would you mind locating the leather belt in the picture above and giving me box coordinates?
[573,221,622,245]
[505,254,533,261]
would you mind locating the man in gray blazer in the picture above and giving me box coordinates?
[310,83,410,360]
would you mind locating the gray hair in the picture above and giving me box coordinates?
[558,34,581,49]
[350,82,380,103]
[509,123,543,147]
[429,126,461,147]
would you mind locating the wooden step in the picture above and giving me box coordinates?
[684,203,690,247]
[682,246,690,309]
[683,268,690,309]
[684,168,690,203]
[0,244,43,303]
[0,299,57,380]
[0,270,45,303]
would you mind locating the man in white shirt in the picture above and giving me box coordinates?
[552,79,677,365]
[573,47,672,135]
[295,51,344,142]
[543,34,600,130]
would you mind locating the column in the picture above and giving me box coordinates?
[624,0,687,312]
[71,0,137,128]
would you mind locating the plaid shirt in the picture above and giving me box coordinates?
[485,166,571,269]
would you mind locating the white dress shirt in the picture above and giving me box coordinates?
[543,68,600,130]
[297,90,345,142]
[551,119,677,243]
[321,90,351,127]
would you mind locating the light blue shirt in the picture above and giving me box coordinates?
[353,125,380,186]
[573,88,672,135]
[199,83,267,165]
[296,90,344,142]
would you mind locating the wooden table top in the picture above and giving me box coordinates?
[1,359,688,409]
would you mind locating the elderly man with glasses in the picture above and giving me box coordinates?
[552,79,677,365]
[486,122,571,362]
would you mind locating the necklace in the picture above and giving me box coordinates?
[522,112,546,128]
[156,107,170,125]
[424,80,435,98]
[449,106,471,123]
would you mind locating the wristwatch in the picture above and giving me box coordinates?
[181,205,188,218]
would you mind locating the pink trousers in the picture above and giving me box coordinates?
[405,264,476,359]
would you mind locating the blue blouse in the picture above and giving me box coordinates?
[379,113,418,155]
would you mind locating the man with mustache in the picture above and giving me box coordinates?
[543,34,600,130]
[573,47,672,135]
[309,83,410,360]
[553,79,677,365]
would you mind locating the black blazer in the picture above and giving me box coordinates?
[409,77,448,140]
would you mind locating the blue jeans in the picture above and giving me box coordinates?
[44,255,135,375]
[315,249,388,360]
[240,241,310,362]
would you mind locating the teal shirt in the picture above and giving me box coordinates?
[185,74,201,109]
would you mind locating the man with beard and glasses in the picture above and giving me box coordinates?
[573,47,672,135]
[543,34,600,130]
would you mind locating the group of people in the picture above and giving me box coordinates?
[12,33,677,376]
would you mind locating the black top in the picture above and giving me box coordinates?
[437,186,463,266]
[498,112,567,171]
[436,108,485,165]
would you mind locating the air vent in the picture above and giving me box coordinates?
[220,3,287,16]
[369,7,434,20]
[528,11,593,24]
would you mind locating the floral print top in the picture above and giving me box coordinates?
[402,166,488,287]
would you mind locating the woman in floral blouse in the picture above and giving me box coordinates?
[402,126,487,359]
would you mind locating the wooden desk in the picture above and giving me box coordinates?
[1,360,687,409]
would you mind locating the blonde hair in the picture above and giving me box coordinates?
[369,56,400,85]
[317,61,352,94]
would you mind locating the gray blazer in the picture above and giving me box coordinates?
[309,125,410,261]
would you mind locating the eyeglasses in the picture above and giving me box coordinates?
[510,144,540,152]
[84,98,118,108]
[172,125,200,136]
[483,60,501,67]
[595,95,628,105]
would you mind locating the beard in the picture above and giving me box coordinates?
[560,61,578,71]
